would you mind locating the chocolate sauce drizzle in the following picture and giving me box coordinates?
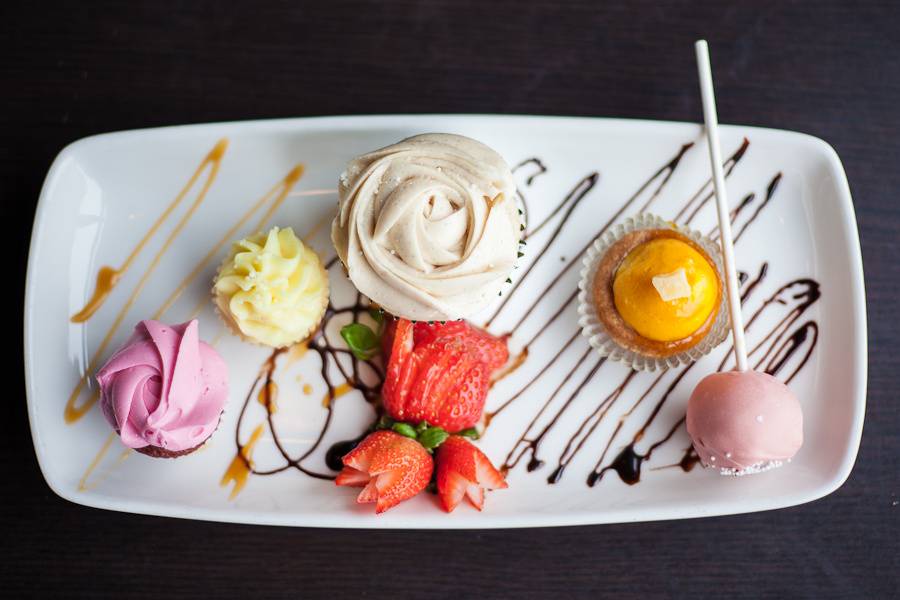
[585,267,819,487]
[230,136,822,492]
[675,138,749,225]
[489,139,819,487]
[232,287,383,482]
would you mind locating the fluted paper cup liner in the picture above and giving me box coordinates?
[577,213,730,372]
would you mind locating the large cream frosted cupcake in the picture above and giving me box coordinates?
[213,226,328,347]
[331,133,523,321]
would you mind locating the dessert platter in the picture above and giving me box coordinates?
[25,51,866,528]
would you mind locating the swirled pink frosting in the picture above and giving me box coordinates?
[96,320,228,452]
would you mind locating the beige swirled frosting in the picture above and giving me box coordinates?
[331,133,521,321]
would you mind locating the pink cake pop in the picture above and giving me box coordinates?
[685,41,803,476]
[687,371,802,475]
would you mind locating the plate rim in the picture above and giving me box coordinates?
[24,114,867,528]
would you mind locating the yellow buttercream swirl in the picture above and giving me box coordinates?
[214,227,328,348]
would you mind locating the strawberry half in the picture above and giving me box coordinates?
[435,436,508,512]
[335,430,433,514]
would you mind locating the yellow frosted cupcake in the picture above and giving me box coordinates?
[213,226,329,347]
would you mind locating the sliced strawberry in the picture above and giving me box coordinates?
[412,320,469,346]
[381,319,416,422]
[431,359,489,432]
[333,466,371,487]
[412,321,507,369]
[381,319,509,432]
[409,339,473,429]
[435,436,508,512]
[380,317,398,358]
[465,327,510,372]
[335,430,433,513]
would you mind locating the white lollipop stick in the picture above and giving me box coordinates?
[695,40,749,372]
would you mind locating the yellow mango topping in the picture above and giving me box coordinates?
[613,237,718,342]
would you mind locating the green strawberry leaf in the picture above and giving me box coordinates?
[457,427,480,440]
[418,426,449,451]
[415,420,430,434]
[392,422,418,439]
[340,323,379,360]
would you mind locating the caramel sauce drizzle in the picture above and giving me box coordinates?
[77,432,115,491]
[157,165,304,319]
[65,140,229,423]
[70,139,229,324]
[72,149,325,493]
[220,423,266,500]
[65,139,305,425]
[258,380,278,414]
[77,432,132,492]
[322,382,353,408]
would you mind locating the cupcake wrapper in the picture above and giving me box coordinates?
[127,415,223,459]
[577,213,730,372]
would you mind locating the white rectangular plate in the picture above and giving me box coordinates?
[25,115,866,528]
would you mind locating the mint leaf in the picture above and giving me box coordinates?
[418,426,449,451]
[457,427,480,440]
[392,422,418,439]
[340,323,379,361]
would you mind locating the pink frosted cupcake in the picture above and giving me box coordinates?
[95,319,229,458]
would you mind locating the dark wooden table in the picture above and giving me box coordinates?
[5,1,898,597]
